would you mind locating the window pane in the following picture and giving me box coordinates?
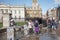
[19,10,20,14]
[15,10,16,14]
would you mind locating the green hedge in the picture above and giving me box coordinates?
[16,22,26,26]
[0,22,3,28]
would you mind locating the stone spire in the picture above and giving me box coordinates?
[32,0,39,10]
[32,0,38,3]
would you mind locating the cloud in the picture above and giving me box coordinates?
[54,0,60,4]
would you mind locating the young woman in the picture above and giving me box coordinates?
[34,20,39,34]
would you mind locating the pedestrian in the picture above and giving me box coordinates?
[47,18,52,33]
[52,20,57,30]
[24,23,28,36]
[28,20,33,34]
[39,24,43,33]
[34,20,39,34]
[10,19,14,26]
[21,26,24,35]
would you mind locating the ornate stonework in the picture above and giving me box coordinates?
[25,0,42,18]
[0,0,42,22]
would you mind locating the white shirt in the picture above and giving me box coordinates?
[24,24,28,30]
[28,22,32,28]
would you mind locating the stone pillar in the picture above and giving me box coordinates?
[7,27,14,40]
[0,9,3,22]
[3,13,10,28]
[2,9,11,28]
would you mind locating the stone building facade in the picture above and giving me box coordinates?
[0,0,42,22]
[0,4,25,22]
[57,7,60,20]
[47,8,57,20]
[47,7,60,21]
[50,8,57,19]
[25,0,42,18]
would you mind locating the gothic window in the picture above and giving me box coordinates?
[33,0,37,3]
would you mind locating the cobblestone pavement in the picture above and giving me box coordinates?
[15,30,58,40]
[0,30,59,40]
[14,30,39,40]
[39,31,58,40]
[39,27,59,40]
[0,32,7,40]
[19,34,39,40]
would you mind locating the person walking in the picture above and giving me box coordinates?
[34,20,39,34]
[10,18,14,26]
[47,18,52,33]
[52,20,56,30]
[28,20,33,34]
[24,23,28,36]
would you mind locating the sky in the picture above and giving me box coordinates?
[0,0,60,15]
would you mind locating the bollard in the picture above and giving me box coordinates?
[7,27,14,40]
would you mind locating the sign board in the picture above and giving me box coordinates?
[7,27,14,40]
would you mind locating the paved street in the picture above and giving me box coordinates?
[39,32,58,40]
[14,30,58,40]
[0,32,7,40]
[14,30,39,40]
[0,0,60,40]
[0,29,59,40]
